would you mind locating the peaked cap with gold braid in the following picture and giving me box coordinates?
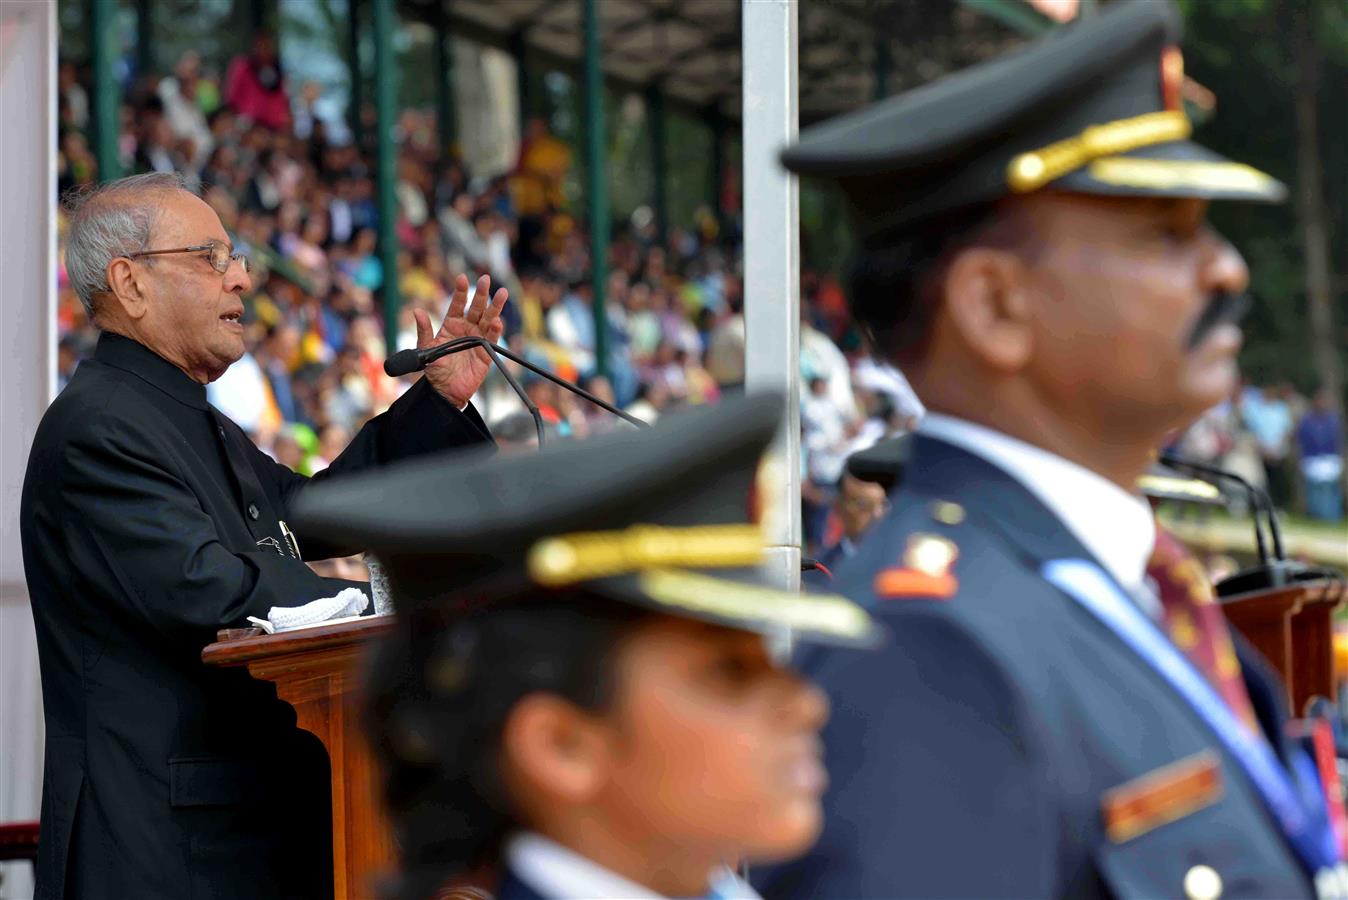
[781,0,1284,243]
[292,394,883,648]
[1138,462,1226,507]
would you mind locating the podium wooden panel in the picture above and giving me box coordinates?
[203,617,396,900]
[1289,580,1346,714]
[1221,580,1345,715]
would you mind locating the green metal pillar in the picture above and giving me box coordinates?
[510,30,530,135]
[873,39,891,101]
[348,0,365,149]
[433,0,456,167]
[646,84,668,245]
[372,0,402,352]
[582,0,609,379]
[90,0,122,183]
[135,0,154,78]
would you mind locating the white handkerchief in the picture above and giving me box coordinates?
[248,587,370,634]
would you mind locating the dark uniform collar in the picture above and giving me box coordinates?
[94,331,209,410]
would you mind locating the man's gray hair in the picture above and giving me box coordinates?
[63,172,195,319]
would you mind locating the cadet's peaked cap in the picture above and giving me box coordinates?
[782,0,1285,242]
[845,434,913,493]
[293,394,882,648]
[1138,462,1226,506]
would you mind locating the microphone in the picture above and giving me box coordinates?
[384,347,434,378]
[1160,453,1272,565]
[384,336,649,446]
[1160,453,1340,596]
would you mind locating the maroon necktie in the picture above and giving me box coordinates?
[1148,522,1260,732]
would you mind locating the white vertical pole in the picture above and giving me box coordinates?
[742,0,801,591]
[0,2,57,897]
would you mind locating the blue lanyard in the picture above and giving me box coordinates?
[1043,559,1339,874]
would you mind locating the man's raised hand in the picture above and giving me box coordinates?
[414,273,508,409]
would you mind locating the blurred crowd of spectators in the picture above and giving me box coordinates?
[1170,382,1345,522]
[55,37,927,553]
[60,36,1337,555]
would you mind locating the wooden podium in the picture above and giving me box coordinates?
[203,616,397,900]
[1221,579,1346,715]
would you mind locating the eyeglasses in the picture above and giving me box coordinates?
[127,240,250,275]
[843,495,892,515]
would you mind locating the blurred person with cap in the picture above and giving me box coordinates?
[21,173,504,900]
[813,436,912,577]
[292,395,882,900]
[815,472,891,576]
[759,2,1345,898]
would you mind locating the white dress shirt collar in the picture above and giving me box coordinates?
[918,413,1156,593]
[505,832,761,900]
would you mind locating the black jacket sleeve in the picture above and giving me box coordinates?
[257,378,494,560]
[61,412,358,648]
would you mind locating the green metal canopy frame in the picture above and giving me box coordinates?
[387,0,1026,369]
[85,0,1039,360]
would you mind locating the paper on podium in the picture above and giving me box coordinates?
[247,586,369,634]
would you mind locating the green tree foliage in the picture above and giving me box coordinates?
[1177,0,1348,393]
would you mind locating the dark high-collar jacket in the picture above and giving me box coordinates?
[758,435,1317,899]
[21,332,493,900]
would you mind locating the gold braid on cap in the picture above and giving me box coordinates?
[1137,474,1223,502]
[637,569,873,641]
[1007,110,1192,193]
[528,524,765,587]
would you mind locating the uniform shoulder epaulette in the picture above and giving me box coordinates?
[873,500,965,601]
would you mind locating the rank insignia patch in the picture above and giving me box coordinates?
[873,533,959,600]
[1101,750,1223,844]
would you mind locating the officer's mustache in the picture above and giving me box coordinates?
[1185,291,1250,350]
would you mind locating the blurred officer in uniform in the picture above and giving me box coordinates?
[293,396,882,900]
[817,470,893,573]
[759,2,1346,898]
[804,437,909,586]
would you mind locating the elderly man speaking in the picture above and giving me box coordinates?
[21,173,502,900]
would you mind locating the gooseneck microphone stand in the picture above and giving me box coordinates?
[1160,452,1341,595]
[384,336,649,447]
